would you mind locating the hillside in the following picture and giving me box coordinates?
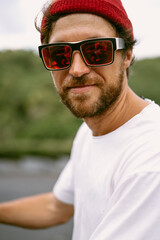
[0,50,160,158]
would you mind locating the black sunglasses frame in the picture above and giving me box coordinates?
[38,38,125,71]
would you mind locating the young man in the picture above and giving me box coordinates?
[0,0,160,239]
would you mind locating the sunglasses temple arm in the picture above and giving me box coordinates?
[116,38,125,50]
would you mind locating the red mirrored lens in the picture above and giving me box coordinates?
[42,45,71,70]
[81,40,113,65]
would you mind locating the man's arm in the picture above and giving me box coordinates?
[0,192,74,229]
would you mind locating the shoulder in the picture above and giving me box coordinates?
[139,101,160,127]
[124,101,160,146]
[135,101,160,147]
[113,102,160,184]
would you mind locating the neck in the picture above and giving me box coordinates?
[84,87,149,136]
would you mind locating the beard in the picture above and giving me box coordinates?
[58,67,124,119]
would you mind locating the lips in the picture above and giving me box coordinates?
[68,84,96,94]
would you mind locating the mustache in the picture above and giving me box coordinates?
[62,75,103,89]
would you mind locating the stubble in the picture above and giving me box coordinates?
[58,68,124,118]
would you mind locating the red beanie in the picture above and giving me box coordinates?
[41,0,133,42]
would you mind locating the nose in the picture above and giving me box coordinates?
[69,51,90,78]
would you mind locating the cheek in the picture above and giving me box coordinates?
[51,72,62,91]
[93,65,116,82]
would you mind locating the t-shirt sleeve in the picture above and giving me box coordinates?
[53,158,74,205]
[90,172,160,240]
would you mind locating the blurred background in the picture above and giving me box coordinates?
[0,0,160,239]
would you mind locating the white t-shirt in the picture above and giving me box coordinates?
[54,101,160,240]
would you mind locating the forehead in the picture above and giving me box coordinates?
[49,13,117,43]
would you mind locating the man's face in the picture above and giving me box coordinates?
[49,13,129,118]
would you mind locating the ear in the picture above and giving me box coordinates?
[124,49,133,69]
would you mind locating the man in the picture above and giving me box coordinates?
[0,0,160,239]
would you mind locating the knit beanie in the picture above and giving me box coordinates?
[41,0,133,42]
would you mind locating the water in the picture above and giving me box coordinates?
[0,156,73,240]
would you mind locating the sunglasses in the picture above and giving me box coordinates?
[38,38,125,71]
